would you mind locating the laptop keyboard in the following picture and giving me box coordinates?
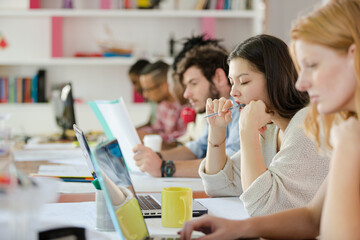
[137,195,161,210]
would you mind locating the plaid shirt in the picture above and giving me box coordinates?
[139,101,186,143]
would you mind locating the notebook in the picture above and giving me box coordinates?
[73,124,208,218]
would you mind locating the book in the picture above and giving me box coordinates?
[37,69,46,103]
[216,0,225,9]
[24,77,32,103]
[16,77,23,103]
[31,73,38,103]
[8,77,15,103]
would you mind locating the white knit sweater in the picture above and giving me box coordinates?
[199,108,330,216]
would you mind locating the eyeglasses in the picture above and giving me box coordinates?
[142,82,163,93]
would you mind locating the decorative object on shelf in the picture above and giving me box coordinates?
[98,24,134,58]
[63,0,73,8]
[137,0,152,9]
[0,33,8,50]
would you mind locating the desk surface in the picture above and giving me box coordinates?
[14,160,209,203]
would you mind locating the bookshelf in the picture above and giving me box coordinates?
[0,9,258,18]
[0,57,173,66]
[0,0,265,135]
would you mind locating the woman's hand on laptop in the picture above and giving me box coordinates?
[179,215,253,240]
[133,144,162,177]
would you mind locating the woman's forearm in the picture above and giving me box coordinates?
[321,143,360,239]
[240,129,266,191]
[205,126,227,174]
[240,207,319,239]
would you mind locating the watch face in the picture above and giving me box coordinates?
[164,161,175,177]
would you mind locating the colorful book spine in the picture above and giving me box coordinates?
[37,69,46,103]
[3,77,8,102]
[16,77,22,103]
[8,77,15,103]
[0,76,9,103]
[0,77,3,102]
[24,77,32,103]
[224,0,231,10]
[216,0,225,9]
[31,73,38,103]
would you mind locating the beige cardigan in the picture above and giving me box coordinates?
[199,108,330,216]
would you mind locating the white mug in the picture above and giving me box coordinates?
[143,134,163,152]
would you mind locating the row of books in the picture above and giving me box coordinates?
[195,0,253,10]
[0,70,46,103]
[36,0,253,11]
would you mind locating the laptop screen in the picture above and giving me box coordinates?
[73,124,97,179]
[93,139,150,240]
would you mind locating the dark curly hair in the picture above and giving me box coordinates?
[172,34,226,72]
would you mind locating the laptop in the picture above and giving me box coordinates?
[73,124,208,218]
[91,140,203,240]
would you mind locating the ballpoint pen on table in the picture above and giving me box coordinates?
[203,104,246,118]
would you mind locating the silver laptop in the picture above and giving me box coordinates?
[73,124,207,218]
[92,140,201,240]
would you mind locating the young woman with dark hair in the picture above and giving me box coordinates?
[198,34,329,217]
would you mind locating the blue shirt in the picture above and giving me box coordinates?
[185,98,240,158]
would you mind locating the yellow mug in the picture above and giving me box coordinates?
[161,187,193,228]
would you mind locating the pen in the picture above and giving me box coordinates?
[61,178,93,183]
[59,176,93,180]
[203,104,246,118]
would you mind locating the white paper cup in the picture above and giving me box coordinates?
[143,134,163,152]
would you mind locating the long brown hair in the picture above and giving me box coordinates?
[290,0,360,150]
[228,34,309,119]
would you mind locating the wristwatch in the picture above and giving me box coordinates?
[157,152,176,177]
[163,160,175,177]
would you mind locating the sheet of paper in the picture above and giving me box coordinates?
[96,97,141,172]
[197,197,250,220]
[37,202,116,240]
[24,143,75,150]
[58,181,95,193]
[36,164,92,177]
[47,157,88,166]
[13,149,83,161]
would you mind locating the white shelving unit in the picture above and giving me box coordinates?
[0,57,173,66]
[0,1,265,135]
[0,9,257,18]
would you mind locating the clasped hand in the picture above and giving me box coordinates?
[132,144,162,177]
[239,100,273,135]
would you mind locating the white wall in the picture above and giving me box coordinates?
[266,0,321,43]
[1,102,151,135]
